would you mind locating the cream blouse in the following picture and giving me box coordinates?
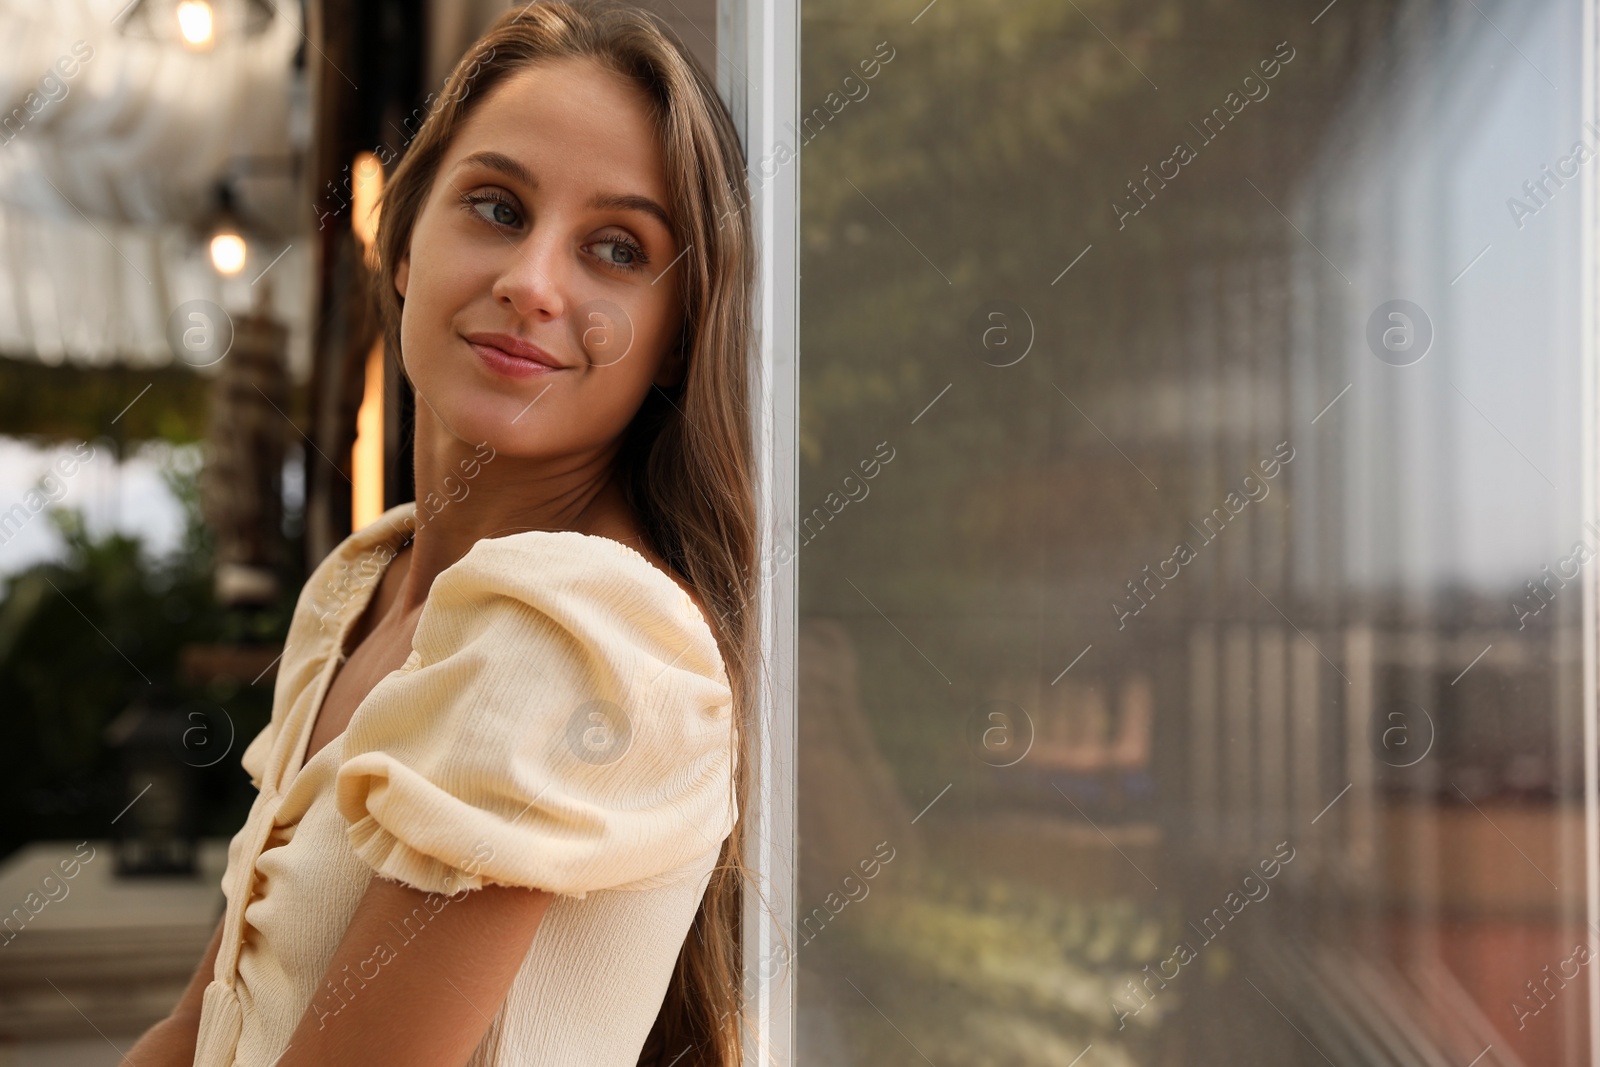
[191,501,737,1067]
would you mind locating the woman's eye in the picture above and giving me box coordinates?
[592,238,647,272]
[465,196,520,227]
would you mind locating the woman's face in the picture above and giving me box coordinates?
[394,56,686,462]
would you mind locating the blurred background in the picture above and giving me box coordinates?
[0,0,1595,1065]
[794,0,1595,1065]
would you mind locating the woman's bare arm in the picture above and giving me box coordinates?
[276,873,554,1067]
[125,912,225,1065]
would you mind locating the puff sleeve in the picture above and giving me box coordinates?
[333,532,737,901]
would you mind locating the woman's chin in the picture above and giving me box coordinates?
[413,389,516,447]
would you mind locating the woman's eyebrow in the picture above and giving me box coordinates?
[456,150,676,234]
[459,150,538,191]
[589,192,675,236]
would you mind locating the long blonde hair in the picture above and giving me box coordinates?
[371,3,760,1063]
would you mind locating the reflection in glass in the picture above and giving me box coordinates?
[795,0,1592,1063]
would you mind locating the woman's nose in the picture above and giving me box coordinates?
[491,232,568,320]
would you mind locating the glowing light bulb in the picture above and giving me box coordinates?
[210,232,246,275]
[177,1,215,49]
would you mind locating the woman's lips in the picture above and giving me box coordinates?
[467,339,565,379]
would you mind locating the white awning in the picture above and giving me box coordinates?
[0,0,311,379]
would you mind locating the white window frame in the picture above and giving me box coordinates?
[719,0,799,1063]
[1583,0,1600,1058]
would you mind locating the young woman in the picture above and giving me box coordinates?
[127,2,759,1064]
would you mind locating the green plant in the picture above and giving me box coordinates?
[0,444,294,859]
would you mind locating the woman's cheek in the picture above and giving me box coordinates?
[575,296,636,368]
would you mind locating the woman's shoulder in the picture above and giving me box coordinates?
[437,522,724,673]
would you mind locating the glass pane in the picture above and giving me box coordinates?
[794,1,1594,1064]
